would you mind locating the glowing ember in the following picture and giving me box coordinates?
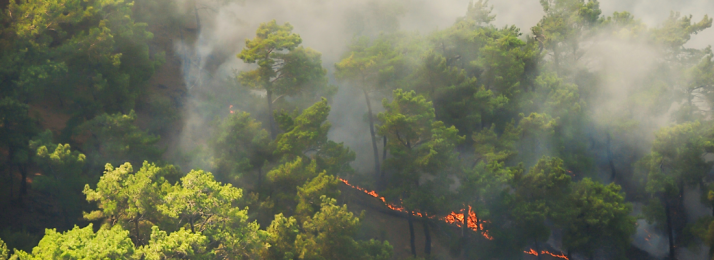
[339,178,492,240]
[229,105,234,114]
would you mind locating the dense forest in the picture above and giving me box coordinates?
[1,0,714,259]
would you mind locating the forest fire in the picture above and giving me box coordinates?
[340,178,571,258]
[339,178,491,240]
[523,248,569,259]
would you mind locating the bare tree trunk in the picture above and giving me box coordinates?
[19,163,28,196]
[257,167,263,189]
[7,145,14,201]
[190,218,195,234]
[535,239,543,260]
[423,220,432,256]
[607,132,617,181]
[267,90,277,139]
[554,47,561,75]
[711,204,714,259]
[665,199,675,260]
[380,136,387,189]
[462,208,467,237]
[461,209,469,257]
[363,89,380,182]
[382,136,387,169]
[62,207,70,228]
[194,4,201,30]
[382,136,387,161]
[408,211,417,258]
[135,217,141,245]
[9,169,14,202]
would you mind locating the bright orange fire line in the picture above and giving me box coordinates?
[339,178,492,240]
[339,178,568,259]
[523,249,569,260]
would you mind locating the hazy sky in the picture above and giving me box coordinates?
[182,0,714,173]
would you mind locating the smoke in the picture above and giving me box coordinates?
[598,0,714,49]
[171,0,516,173]
[582,32,667,155]
[579,2,712,259]
[566,3,712,258]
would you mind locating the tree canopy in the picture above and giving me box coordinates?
[4,0,714,259]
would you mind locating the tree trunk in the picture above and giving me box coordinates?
[19,163,28,196]
[408,211,417,258]
[665,200,675,260]
[135,217,141,245]
[554,47,561,75]
[382,136,387,161]
[382,136,387,171]
[363,89,381,182]
[461,208,470,257]
[266,90,277,139]
[190,218,195,233]
[9,169,14,201]
[535,239,543,260]
[257,167,263,189]
[62,207,70,228]
[462,208,468,237]
[7,145,14,201]
[194,4,201,30]
[380,136,387,189]
[423,220,432,256]
[606,132,617,181]
[679,180,685,204]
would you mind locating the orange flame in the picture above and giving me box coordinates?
[542,250,569,259]
[339,178,407,213]
[442,206,493,240]
[339,178,568,258]
[525,248,539,256]
[523,249,569,260]
[229,105,234,114]
[339,178,492,240]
